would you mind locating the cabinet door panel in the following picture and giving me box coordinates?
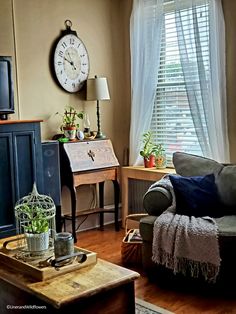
[13,131,36,200]
[0,133,16,236]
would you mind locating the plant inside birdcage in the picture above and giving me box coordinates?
[14,184,56,255]
[17,204,50,252]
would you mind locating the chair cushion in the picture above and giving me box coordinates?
[173,152,223,177]
[169,173,223,217]
[173,152,236,214]
[140,215,236,242]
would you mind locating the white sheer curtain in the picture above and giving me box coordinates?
[130,0,229,165]
[129,0,164,165]
[174,0,229,162]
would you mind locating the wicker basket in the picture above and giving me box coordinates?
[121,214,148,265]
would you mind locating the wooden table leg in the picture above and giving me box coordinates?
[99,181,104,230]
[70,186,77,242]
[113,179,120,231]
[55,205,62,232]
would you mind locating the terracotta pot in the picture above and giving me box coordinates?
[144,155,155,168]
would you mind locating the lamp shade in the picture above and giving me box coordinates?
[86,76,110,101]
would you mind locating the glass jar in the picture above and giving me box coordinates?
[155,153,167,169]
[83,113,91,134]
[54,232,74,258]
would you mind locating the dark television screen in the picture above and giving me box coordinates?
[0,56,14,120]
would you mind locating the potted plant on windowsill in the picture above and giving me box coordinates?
[140,131,166,168]
[140,131,158,168]
[56,106,84,141]
[20,205,50,252]
[155,143,166,169]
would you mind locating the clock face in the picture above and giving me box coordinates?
[54,34,89,92]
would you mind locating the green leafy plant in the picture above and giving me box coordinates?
[19,205,49,234]
[140,131,165,159]
[56,106,84,130]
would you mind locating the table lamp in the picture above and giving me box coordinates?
[86,75,110,139]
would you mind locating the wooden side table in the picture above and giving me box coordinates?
[59,139,120,242]
[121,166,175,228]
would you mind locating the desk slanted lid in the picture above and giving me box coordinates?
[63,139,119,172]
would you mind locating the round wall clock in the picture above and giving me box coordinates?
[53,20,90,93]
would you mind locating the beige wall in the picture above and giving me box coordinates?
[12,0,132,162]
[0,0,132,165]
[0,0,132,225]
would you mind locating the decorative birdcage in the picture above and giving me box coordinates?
[14,183,56,261]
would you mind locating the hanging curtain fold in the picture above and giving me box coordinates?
[129,0,164,165]
[174,0,229,162]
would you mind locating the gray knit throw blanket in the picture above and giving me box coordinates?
[152,175,221,283]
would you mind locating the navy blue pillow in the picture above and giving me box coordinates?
[169,174,222,217]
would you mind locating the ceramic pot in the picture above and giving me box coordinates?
[63,126,77,141]
[25,231,49,252]
[144,155,155,168]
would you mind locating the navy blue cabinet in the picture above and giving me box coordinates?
[0,120,43,238]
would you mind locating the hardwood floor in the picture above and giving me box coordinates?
[76,224,236,314]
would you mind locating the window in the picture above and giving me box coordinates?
[150,1,210,165]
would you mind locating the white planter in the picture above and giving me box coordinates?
[63,127,77,141]
[25,231,49,252]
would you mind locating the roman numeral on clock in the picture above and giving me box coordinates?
[62,42,67,49]
[58,51,63,57]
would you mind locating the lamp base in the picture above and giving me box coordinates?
[95,131,106,139]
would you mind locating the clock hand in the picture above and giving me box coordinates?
[64,57,77,70]
[64,57,71,64]
[67,52,77,71]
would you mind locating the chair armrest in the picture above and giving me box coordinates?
[143,186,172,216]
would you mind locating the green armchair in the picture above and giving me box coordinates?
[140,152,236,291]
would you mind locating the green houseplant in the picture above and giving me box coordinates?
[140,131,166,168]
[20,205,50,252]
[140,131,158,168]
[56,106,84,141]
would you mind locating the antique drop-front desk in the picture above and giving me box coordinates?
[59,139,120,242]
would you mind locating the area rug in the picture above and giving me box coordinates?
[135,298,174,314]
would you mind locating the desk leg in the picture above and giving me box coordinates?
[113,179,120,231]
[99,182,104,230]
[56,205,62,232]
[70,186,77,242]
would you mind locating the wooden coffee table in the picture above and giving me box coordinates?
[0,256,139,314]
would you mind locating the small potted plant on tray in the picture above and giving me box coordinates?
[56,106,84,141]
[21,205,50,252]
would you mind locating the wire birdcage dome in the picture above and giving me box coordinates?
[14,183,56,260]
